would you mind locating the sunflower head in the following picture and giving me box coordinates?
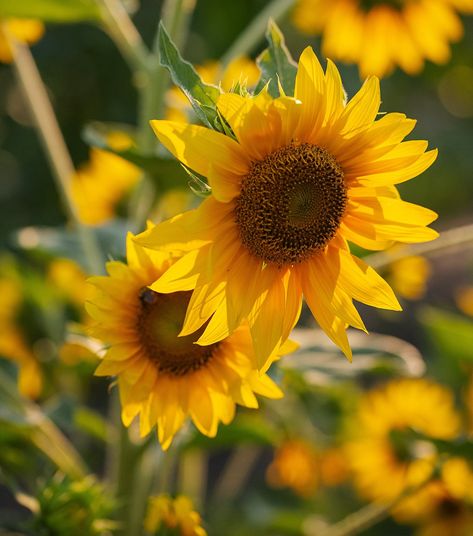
[87,231,291,449]
[137,45,437,369]
[346,378,460,509]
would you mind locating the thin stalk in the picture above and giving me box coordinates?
[8,35,104,275]
[316,476,433,536]
[0,368,87,479]
[127,443,164,536]
[137,0,196,152]
[131,0,196,230]
[114,423,144,536]
[366,223,473,271]
[210,446,260,504]
[178,448,207,510]
[97,0,149,72]
[220,0,295,68]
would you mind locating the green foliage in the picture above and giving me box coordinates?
[185,415,280,450]
[30,474,116,536]
[0,0,101,22]
[255,20,297,98]
[158,22,222,129]
[420,307,473,362]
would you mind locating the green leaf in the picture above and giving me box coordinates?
[158,22,222,129]
[0,0,101,22]
[255,20,297,98]
[420,307,473,362]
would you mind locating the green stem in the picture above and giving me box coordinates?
[316,476,433,536]
[178,448,207,510]
[366,223,473,271]
[137,0,196,152]
[220,0,295,68]
[131,0,196,231]
[128,443,164,536]
[8,34,104,275]
[97,0,149,72]
[210,446,260,504]
[114,423,144,536]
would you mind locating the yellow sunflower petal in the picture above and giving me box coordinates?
[150,120,249,176]
[294,46,325,139]
[338,249,401,310]
[339,76,380,134]
[136,197,231,253]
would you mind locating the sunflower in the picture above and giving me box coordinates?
[87,232,290,450]
[136,47,437,370]
[292,0,473,77]
[345,378,460,513]
[0,19,44,63]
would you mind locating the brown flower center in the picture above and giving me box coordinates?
[137,289,218,376]
[235,143,347,266]
[359,0,406,11]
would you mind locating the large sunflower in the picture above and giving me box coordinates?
[87,232,289,450]
[136,47,437,371]
[292,0,473,77]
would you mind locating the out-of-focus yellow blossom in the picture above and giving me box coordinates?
[346,379,460,515]
[154,189,194,221]
[456,286,473,317]
[266,439,319,496]
[105,130,134,152]
[442,457,473,502]
[166,56,259,123]
[0,276,42,398]
[144,494,207,536]
[318,447,349,486]
[71,148,141,225]
[47,258,92,309]
[0,19,44,63]
[387,255,431,301]
[292,0,473,78]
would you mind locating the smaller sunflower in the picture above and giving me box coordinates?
[292,0,473,77]
[346,378,460,510]
[87,231,291,449]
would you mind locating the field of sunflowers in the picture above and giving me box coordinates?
[1,0,473,535]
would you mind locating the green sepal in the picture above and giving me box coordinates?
[255,19,297,98]
[158,21,222,130]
